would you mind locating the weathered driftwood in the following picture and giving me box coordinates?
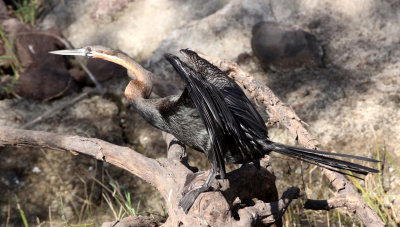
[0,126,297,226]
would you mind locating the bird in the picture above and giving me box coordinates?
[50,46,378,213]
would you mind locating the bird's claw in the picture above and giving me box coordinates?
[179,187,203,213]
[182,172,208,195]
[179,170,218,213]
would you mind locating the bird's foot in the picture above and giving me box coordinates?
[179,170,218,213]
[179,185,208,214]
[180,171,214,213]
[182,171,208,195]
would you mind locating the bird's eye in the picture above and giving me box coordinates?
[85,47,92,57]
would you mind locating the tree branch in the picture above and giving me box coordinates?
[162,132,186,161]
[0,126,162,186]
[237,187,300,226]
[162,132,197,172]
[0,126,292,226]
[304,195,353,210]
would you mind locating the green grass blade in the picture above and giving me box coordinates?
[14,194,29,227]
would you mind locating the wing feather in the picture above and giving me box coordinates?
[165,50,378,178]
[180,50,268,160]
[166,49,269,172]
[165,54,227,178]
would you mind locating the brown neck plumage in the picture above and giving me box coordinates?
[92,49,153,100]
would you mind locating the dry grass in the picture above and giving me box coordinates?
[283,142,399,226]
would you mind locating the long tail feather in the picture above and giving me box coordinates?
[271,142,379,175]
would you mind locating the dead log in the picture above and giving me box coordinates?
[0,126,296,226]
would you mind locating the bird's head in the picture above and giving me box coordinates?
[50,46,153,99]
[50,46,127,67]
[179,49,198,62]
[179,49,210,73]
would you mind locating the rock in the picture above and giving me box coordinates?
[0,0,8,20]
[147,0,274,80]
[41,0,232,63]
[236,52,252,65]
[1,170,20,189]
[86,58,127,84]
[0,18,30,68]
[91,0,135,22]
[15,66,78,100]
[122,109,166,158]
[1,18,79,100]
[64,96,123,143]
[68,57,128,86]
[251,21,323,71]
[68,68,87,84]
[14,32,66,69]
[2,18,30,35]
[38,2,76,31]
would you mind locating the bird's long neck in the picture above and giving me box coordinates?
[93,51,153,100]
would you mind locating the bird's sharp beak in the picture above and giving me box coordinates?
[49,48,92,57]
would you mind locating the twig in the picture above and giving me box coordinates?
[304,196,351,210]
[21,88,98,129]
[0,126,163,186]
[6,194,11,227]
[48,206,53,227]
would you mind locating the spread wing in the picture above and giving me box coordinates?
[180,50,269,159]
[165,54,227,177]
[165,50,269,177]
[181,49,268,138]
[166,50,378,181]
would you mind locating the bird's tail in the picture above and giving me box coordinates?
[270,142,379,176]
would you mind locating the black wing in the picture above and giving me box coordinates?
[165,54,227,178]
[166,50,268,173]
[165,50,378,178]
[180,49,269,162]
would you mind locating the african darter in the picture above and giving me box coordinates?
[50,46,378,213]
